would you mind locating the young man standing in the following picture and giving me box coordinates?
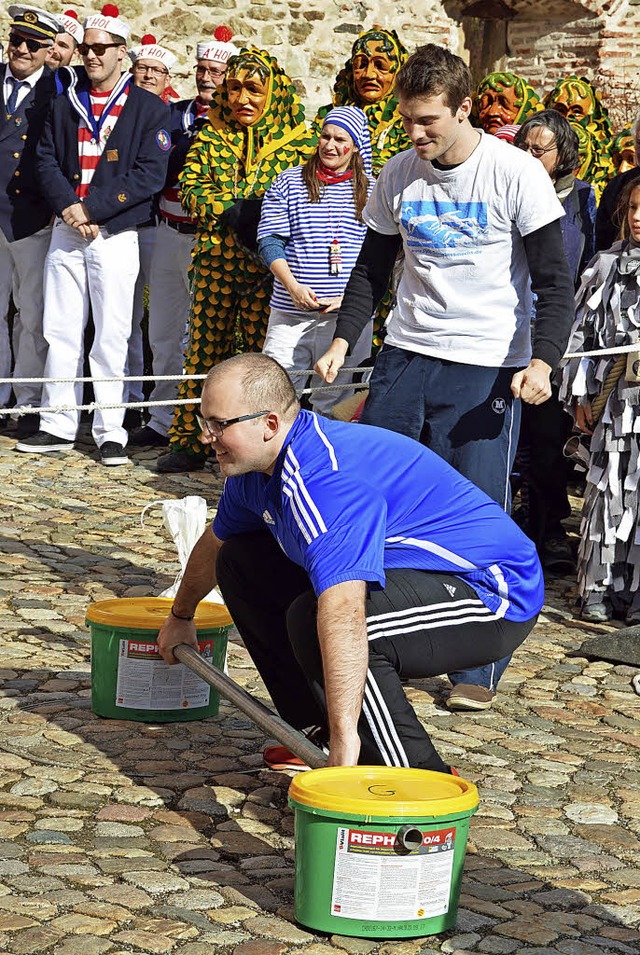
[316,45,575,710]
[17,4,170,465]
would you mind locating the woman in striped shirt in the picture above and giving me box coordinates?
[257,106,374,414]
[258,106,373,413]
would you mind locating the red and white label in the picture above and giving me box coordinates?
[115,639,215,710]
[330,825,456,921]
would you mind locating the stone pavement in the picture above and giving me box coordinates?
[0,422,639,955]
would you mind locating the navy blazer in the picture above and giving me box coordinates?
[0,63,57,242]
[36,72,171,234]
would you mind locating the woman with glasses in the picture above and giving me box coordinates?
[512,111,597,576]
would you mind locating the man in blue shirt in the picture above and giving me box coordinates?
[158,353,543,773]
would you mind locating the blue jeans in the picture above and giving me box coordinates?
[360,345,522,691]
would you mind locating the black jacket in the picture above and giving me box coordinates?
[0,63,56,242]
[36,71,170,234]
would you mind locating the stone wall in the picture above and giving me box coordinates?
[3,0,640,130]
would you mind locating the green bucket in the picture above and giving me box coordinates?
[288,766,479,938]
[86,597,232,722]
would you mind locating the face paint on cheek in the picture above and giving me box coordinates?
[342,145,350,155]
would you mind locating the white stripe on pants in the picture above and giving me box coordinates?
[40,220,139,446]
[262,306,372,414]
[146,219,193,436]
[0,225,52,407]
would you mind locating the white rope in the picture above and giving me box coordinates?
[3,366,372,385]
[562,343,639,360]
[0,379,369,418]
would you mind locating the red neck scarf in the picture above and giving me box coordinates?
[316,161,353,185]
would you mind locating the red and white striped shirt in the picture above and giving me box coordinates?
[76,86,129,198]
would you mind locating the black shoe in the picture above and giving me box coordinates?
[15,413,40,439]
[16,430,74,453]
[156,449,206,473]
[100,442,129,466]
[129,425,168,447]
[0,413,10,432]
[123,408,142,429]
[543,536,576,575]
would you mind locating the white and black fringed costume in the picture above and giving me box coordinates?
[560,239,640,618]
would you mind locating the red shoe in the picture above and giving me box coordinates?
[263,745,311,772]
[450,766,460,776]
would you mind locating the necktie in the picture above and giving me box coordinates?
[6,77,27,116]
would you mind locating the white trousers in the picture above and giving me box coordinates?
[0,225,52,408]
[262,307,373,414]
[40,220,139,446]
[125,222,157,403]
[146,220,194,436]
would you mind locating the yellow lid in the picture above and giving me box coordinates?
[289,766,479,817]
[86,597,232,629]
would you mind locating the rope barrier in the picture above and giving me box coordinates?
[1,366,372,385]
[563,343,639,360]
[0,367,371,418]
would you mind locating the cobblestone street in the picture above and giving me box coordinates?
[0,423,639,955]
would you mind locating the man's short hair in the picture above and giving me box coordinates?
[205,353,300,419]
[394,44,472,113]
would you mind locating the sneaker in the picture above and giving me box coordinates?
[100,442,129,466]
[156,449,206,473]
[16,430,74,453]
[263,745,311,771]
[580,600,610,623]
[263,725,328,772]
[129,425,168,447]
[543,536,576,575]
[446,684,496,711]
[15,413,40,439]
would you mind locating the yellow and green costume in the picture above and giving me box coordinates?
[544,76,614,200]
[472,71,543,128]
[167,49,316,458]
[313,28,410,179]
[313,29,409,350]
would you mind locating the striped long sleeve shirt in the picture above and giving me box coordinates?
[257,165,371,312]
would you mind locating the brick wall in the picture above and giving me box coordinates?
[2,0,639,130]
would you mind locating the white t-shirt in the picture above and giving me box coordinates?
[363,131,564,367]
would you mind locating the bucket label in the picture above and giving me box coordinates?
[330,825,456,921]
[115,639,213,710]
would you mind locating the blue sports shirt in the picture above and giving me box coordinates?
[213,410,544,622]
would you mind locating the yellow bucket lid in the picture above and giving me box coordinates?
[289,766,479,817]
[86,597,233,629]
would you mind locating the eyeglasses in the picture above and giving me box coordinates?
[9,32,50,52]
[196,410,269,438]
[196,65,226,79]
[133,63,169,77]
[78,41,122,57]
[518,141,558,159]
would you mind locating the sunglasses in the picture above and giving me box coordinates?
[77,41,122,57]
[9,31,50,52]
